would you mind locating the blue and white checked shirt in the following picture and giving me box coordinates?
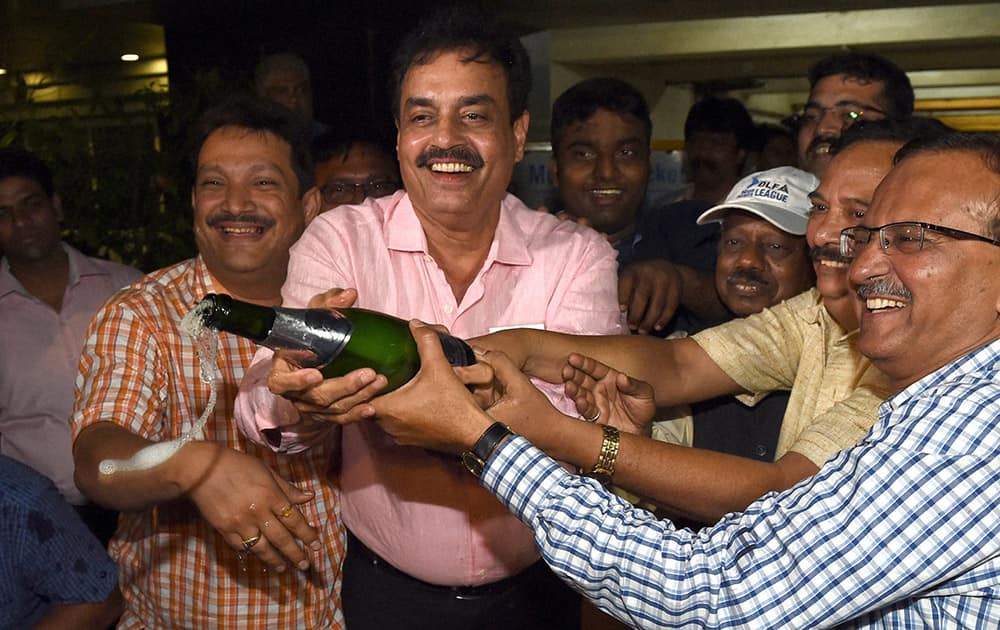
[483,338,1000,629]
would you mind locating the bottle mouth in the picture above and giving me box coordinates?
[198,294,230,330]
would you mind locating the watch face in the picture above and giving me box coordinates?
[461,451,485,477]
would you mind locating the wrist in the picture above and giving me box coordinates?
[167,440,222,495]
[462,421,515,478]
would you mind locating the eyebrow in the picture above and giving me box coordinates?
[404,94,498,110]
[805,98,881,110]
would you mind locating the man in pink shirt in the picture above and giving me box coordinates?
[235,8,623,630]
[0,148,142,544]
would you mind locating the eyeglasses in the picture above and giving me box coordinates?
[796,103,887,127]
[840,221,1000,258]
[320,179,400,204]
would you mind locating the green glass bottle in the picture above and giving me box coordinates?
[195,293,475,393]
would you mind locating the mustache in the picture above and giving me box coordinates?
[205,212,275,228]
[807,134,839,155]
[726,269,770,287]
[810,244,851,264]
[857,278,912,301]
[416,146,485,169]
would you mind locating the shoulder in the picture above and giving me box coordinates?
[0,457,64,521]
[503,195,613,255]
[94,259,194,324]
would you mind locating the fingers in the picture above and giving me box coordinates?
[306,287,358,309]
[565,353,612,381]
[625,279,654,333]
[615,370,656,400]
[617,268,636,313]
[228,499,318,573]
[268,353,386,423]
[408,320,449,368]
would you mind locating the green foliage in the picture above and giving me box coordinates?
[0,68,243,272]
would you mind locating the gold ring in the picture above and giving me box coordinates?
[241,533,262,550]
[584,409,601,423]
[278,504,294,519]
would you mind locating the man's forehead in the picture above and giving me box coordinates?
[562,111,646,142]
[809,74,885,104]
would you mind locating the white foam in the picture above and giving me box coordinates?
[99,301,220,475]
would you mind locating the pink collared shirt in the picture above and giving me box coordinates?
[235,191,623,586]
[0,244,141,504]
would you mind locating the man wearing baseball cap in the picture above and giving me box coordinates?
[473,139,899,523]
[652,167,816,486]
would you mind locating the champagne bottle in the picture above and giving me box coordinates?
[194,293,476,393]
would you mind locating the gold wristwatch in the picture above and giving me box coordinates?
[588,424,620,485]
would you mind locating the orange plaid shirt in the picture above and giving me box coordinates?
[72,257,345,629]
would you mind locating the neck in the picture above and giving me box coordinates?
[8,246,70,310]
[823,292,859,331]
[206,265,286,307]
[605,222,637,248]
[692,175,740,205]
[415,203,500,304]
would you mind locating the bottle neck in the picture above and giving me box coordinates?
[202,294,277,342]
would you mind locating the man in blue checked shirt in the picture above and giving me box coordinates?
[369,130,1000,628]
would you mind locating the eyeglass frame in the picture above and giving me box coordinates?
[795,101,888,128]
[839,221,1000,258]
[320,178,400,203]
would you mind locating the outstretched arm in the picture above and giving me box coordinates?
[515,354,819,523]
[471,329,745,408]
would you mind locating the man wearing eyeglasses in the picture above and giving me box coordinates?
[796,52,913,178]
[368,130,1000,628]
[311,129,401,211]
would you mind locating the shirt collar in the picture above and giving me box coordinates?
[384,191,533,267]
[794,287,858,343]
[883,336,1000,413]
[0,242,95,297]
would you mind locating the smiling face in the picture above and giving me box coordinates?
[797,74,888,177]
[715,211,813,317]
[552,108,650,236]
[806,140,899,328]
[396,49,528,227]
[192,126,309,296]
[0,175,63,265]
[848,150,1000,390]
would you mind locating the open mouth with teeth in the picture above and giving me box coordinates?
[220,225,265,235]
[865,297,907,312]
[816,259,849,269]
[729,281,767,294]
[590,188,623,197]
[430,162,475,173]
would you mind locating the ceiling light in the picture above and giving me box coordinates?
[121,54,139,62]
[0,68,7,75]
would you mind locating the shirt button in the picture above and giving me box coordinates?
[754,444,768,458]
[443,304,454,314]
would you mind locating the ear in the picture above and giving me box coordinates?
[51,194,64,222]
[512,111,530,163]
[302,186,323,225]
[549,155,559,189]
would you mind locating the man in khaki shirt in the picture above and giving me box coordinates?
[478,119,936,524]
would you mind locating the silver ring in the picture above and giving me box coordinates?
[584,409,601,423]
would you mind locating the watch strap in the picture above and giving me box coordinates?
[462,422,513,477]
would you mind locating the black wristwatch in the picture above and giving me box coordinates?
[461,422,514,478]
